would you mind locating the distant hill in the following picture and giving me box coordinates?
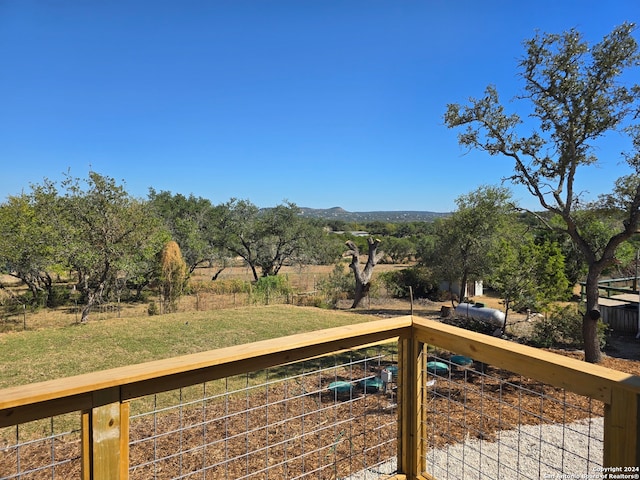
[298,207,449,223]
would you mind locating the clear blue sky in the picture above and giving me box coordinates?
[0,1,637,212]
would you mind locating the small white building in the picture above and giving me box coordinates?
[439,280,483,299]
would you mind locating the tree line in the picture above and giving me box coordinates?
[0,172,638,363]
[0,171,432,317]
[0,173,341,322]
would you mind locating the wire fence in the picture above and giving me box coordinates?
[127,343,399,479]
[0,415,82,479]
[0,293,319,333]
[421,348,604,479]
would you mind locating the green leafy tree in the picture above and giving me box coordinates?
[488,232,570,331]
[421,185,515,302]
[218,199,262,281]
[381,236,414,264]
[254,202,319,277]
[219,199,327,281]
[148,189,228,277]
[396,221,435,238]
[444,23,640,362]
[532,214,588,289]
[364,221,397,237]
[60,172,166,322]
[0,183,63,305]
[613,237,640,279]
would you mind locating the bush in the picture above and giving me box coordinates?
[251,275,293,305]
[317,264,353,308]
[294,294,326,308]
[33,286,72,308]
[530,304,607,349]
[147,300,159,316]
[47,285,72,308]
[378,266,438,299]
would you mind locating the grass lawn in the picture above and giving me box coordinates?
[0,304,382,389]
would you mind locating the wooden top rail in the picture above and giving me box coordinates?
[413,317,640,404]
[596,285,638,294]
[580,276,638,285]
[4,314,640,429]
[0,316,412,428]
[579,277,639,295]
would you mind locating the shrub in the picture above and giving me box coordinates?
[294,294,326,308]
[378,266,437,299]
[147,300,159,316]
[33,286,71,308]
[443,315,497,336]
[251,275,293,305]
[317,264,353,308]
[530,304,607,349]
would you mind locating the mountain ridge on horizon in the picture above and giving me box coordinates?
[298,206,450,222]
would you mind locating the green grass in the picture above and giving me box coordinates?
[0,304,381,389]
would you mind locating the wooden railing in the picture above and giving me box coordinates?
[580,276,640,301]
[411,317,640,472]
[1,315,640,479]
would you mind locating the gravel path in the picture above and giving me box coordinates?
[343,417,604,480]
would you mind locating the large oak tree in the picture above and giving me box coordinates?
[60,172,167,322]
[148,189,229,277]
[445,23,640,362]
[0,182,62,305]
[218,199,327,282]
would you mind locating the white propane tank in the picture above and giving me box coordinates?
[454,302,506,328]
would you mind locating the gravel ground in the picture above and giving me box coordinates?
[344,417,604,480]
[341,458,398,480]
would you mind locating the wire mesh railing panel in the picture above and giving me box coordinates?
[421,349,604,480]
[0,415,82,479]
[128,342,399,479]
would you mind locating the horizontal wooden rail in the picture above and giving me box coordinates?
[412,317,640,403]
[580,277,640,300]
[0,316,412,428]
[580,276,638,286]
[598,285,639,296]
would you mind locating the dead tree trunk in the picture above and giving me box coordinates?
[346,238,383,309]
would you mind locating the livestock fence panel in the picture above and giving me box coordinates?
[1,415,83,478]
[127,343,399,479]
[421,348,603,479]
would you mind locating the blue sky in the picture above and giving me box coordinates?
[0,1,637,212]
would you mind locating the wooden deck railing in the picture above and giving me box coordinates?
[580,276,640,300]
[411,317,640,472]
[1,315,640,479]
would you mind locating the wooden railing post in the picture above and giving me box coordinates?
[604,386,640,468]
[81,388,129,480]
[397,332,426,479]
